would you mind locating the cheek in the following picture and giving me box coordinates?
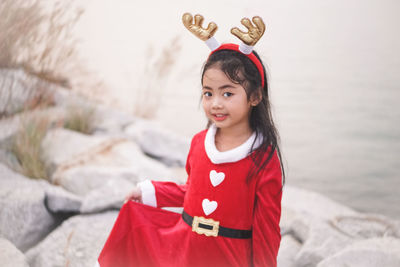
[201,98,208,112]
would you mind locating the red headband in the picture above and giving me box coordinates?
[210,43,265,88]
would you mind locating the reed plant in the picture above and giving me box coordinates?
[0,0,83,87]
[11,116,49,180]
[133,36,182,118]
[63,105,97,135]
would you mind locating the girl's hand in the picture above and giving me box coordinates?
[124,186,142,204]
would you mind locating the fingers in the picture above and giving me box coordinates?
[194,14,204,27]
[182,13,193,29]
[124,194,132,203]
[124,195,140,204]
[206,22,218,36]
[252,16,265,35]
[240,18,255,31]
[231,27,246,39]
[182,12,218,41]
[231,16,265,45]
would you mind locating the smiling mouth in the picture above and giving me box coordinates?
[212,114,228,121]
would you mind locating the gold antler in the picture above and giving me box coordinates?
[182,13,218,41]
[231,16,265,46]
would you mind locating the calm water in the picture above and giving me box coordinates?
[77,0,400,218]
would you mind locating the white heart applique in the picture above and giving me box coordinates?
[209,170,225,187]
[202,199,218,216]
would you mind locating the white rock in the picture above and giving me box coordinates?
[330,214,399,239]
[52,165,139,196]
[41,128,109,176]
[80,178,135,213]
[0,164,57,251]
[294,220,353,267]
[287,215,312,243]
[278,235,302,267]
[281,186,360,243]
[0,238,29,267]
[91,105,137,135]
[317,237,400,267]
[295,213,399,266]
[282,186,359,221]
[26,211,118,267]
[44,185,82,213]
[106,140,172,179]
[51,140,171,196]
[125,120,190,167]
[282,187,400,266]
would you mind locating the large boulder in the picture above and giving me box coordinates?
[293,213,399,267]
[282,186,359,221]
[317,237,400,267]
[51,165,141,196]
[80,178,135,213]
[0,238,29,267]
[43,129,172,196]
[0,163,57,251]
[277,235,302,267]
[329,214,399,239]
[125,120,190,167]
[41,128,109,176]
[26,211,118,267]
[91,104,137,136]
[280,186,360,243]
[294,220,353,267]
[44,185,82,213]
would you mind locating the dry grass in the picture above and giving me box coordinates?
[133,36,182,118]
[11,115,50,180]
[0,0,83,87]
[63,105,97,135]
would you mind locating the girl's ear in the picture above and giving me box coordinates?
[250,89,262,106]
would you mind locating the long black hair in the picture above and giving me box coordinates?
[201,49,285,185]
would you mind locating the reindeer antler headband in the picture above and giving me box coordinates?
[182,13,265,87]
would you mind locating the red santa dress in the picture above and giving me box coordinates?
[97,124,283,267]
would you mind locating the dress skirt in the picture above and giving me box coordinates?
[98,201,252,267]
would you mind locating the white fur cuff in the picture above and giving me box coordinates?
[138,180,157,207]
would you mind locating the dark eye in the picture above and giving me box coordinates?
[203,91,212,97]
[223,92,233,97]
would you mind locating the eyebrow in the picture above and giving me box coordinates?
[202,84,237,90]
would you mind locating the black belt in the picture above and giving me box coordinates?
[182,211,252,239]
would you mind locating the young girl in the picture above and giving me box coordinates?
[97,13,284,267]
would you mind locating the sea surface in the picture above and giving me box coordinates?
[76,0,400,219]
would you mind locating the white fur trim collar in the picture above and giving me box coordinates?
[204,124,262,164]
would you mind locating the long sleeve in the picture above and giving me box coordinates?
[139,133,197,208]
[151,181,188,207]
[252,152,283,267]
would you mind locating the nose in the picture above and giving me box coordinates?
[211,95,223,109]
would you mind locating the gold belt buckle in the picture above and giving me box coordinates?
[192,216,220,237]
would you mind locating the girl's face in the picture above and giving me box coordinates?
[202,66,256,134]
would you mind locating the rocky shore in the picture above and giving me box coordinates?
[1,69,399,267]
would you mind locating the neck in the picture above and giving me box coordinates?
[215,124,253,152]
